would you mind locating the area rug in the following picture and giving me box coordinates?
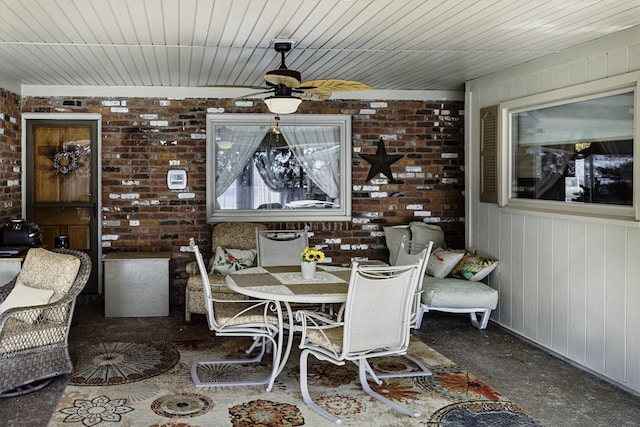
[48,337,542,426]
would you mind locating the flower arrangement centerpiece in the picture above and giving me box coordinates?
[300,247,324,279]
[300,247,325,263]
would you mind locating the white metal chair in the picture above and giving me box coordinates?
[359,236,435,381]
[256,229,308,266]
[395,236,434,328]
[189,238,283,392]
[296,261,424,423]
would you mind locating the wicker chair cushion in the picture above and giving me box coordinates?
[305,327,344,354]
[0,283,54,324]
[0,318,66,353]
[187,274,229,291]
[213,302,280,328]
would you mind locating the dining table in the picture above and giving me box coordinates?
[225,264,352,383]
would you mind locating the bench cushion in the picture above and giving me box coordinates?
[421,275,498,310]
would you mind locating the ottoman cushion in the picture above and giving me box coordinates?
[422,275,498,310]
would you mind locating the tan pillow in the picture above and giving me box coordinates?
[16,248,81,321]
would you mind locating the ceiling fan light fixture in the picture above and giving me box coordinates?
[264,96,302,114]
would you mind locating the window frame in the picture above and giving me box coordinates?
[498,72,640,221]
[205,113,352,223]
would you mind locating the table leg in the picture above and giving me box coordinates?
[274,301,295,379]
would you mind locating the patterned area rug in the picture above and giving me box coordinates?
[48,337,542,426]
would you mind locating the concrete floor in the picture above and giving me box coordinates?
[1,301,639,427]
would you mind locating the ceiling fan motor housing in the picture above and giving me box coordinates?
[264,41,302,87]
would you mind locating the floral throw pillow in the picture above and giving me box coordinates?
[450,255,499,281]
[426,248,465,278]
[210,246,257,275]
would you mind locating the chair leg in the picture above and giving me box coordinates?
[244,336,272,357]
[299,349,342,424]
[0,378,54,398]
[414,305,426,329]
[470,309,491,330]
[185,288,191,322]
[358,360,421,418]
[368,353,432,380]
[191,335,280,391]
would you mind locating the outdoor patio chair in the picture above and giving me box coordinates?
[363,235,435,381]
[256,229,308,266]
[296,261,424,423]
[0,248,91,397]
[189,238,283,392]
[184,222,267,321]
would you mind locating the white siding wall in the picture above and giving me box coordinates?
[466,26,640,394]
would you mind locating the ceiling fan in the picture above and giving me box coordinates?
[207,42,371,114]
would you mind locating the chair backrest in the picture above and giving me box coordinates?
[341,261,423,357]
[394,236,434,326]
[189,238,219,330]
[256,229,308,266]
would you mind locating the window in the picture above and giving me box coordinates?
[206,114,352,222]
[499,74,639,220]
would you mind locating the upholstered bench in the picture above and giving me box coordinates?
[384,222,500,330]
[417,275,499,330]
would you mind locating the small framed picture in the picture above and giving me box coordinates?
[167,169,187,190]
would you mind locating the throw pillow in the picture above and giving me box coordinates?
[451,255,499,281]
[16,248,81,301]
[409,222,447,250]
[16,248,81,322]
[0,282,54,324]
[383,225,411,265]
[211,246,257,275]
[426,248,465,278]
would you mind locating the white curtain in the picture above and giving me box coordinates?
[279,126,341,199]
[215,125,265,198]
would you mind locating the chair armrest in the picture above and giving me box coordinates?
[0,279,16,303]
[0,294,73,327]
[185,261,200,276]
[296,310,344,357]
[295,310,343,335]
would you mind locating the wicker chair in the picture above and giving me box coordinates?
[0,248,91,397]
[185,222,267,321]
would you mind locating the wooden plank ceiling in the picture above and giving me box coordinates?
[0,0,638,92]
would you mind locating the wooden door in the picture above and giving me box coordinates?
[26,120,99,294]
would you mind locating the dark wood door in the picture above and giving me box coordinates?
[26,120,99,293]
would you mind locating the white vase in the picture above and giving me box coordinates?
[301,261,317,279]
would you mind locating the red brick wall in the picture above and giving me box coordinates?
[0,89,22,224]
[19,96,465,304]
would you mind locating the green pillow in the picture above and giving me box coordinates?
[410,222,446,250]
[383,225,411,265]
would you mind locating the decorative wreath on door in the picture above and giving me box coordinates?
[53,149,80,175]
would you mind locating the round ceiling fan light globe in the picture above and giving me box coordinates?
[264,96,302,114]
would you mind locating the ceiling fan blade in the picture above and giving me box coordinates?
[231,90,274,100]
[299,87,333,101]
[300,79,371,92]
[199,84,265,89]
[263,73,301,88]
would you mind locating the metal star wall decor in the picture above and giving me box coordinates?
[360,138,404,183]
